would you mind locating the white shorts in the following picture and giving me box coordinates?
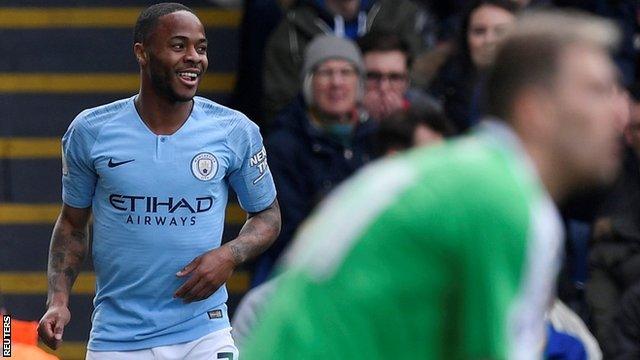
[86,327,239,360]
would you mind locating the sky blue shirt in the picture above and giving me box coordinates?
[61,95,277,351]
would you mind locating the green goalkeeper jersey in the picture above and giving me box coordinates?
[243,121,563,359]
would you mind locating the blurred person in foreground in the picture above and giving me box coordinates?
[233,102,453,347]
[243,10,622,359]
[37,3,281,359]
[252,35,377,286]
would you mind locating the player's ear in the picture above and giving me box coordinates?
[134,43,148,66]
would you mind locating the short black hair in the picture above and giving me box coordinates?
[409,101,456,138]
[376,113,416,155]
[376,102,455,155]
[357,31,412,67]
[133,2,195,45]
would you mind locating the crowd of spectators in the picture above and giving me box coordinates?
[229,0,640,357]
[252,35,378,284]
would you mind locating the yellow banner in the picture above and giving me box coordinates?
[0,7,241,28]
[0,137,60,159]
[0,73,235,93]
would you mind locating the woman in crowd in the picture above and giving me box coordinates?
[429,0,518,132]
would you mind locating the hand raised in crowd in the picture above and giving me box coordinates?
[174,246,237,303]
[381,91,405,116]
[363,89,404,120]
[363,89,383,120]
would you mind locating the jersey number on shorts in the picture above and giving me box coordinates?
[217,352,233,360]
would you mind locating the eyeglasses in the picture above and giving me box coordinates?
[366,71,408,85]
[314,67,358,81]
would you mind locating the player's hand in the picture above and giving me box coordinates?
[38,305,71,350]
[175,246,236,303]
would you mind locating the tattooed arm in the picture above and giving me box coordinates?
[227,199,282,264]
[38,204,91,349]
[175,199,281,302]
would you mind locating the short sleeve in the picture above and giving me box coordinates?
[227,119,277,213]
[61,118,98,208]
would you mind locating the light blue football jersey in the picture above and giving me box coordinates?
[61,95,277,351]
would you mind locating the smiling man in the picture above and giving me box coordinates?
[37,3,280,359]
[251,35,377,286]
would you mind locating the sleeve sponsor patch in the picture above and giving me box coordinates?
[61,144,69,176]
[249,146,269,184]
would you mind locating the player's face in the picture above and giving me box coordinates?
[312,59,359,117]
[548,44,620,187]
[144,11,208,102]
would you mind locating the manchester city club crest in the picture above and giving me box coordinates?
[191,152,218,181]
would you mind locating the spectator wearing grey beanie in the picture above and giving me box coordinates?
[252,35,377,287]
[300,35,365,108]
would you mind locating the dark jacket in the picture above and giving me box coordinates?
[428,57,481,134]
[615,282,640,359]
[263,0,424,120]
[586,149,640,358]
[257,98,377,282]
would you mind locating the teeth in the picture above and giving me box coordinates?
[177,72,198,80]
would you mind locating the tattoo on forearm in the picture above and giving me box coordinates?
[229,201,281,265]
[47,221,88,303]
[228,241,247,265]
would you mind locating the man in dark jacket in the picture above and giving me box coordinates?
[586,84,640,358]
[263,0,425,120]
[253,35,377,285]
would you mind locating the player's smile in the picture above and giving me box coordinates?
[176,68,202,87]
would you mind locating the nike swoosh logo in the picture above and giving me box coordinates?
[108,158,135,168]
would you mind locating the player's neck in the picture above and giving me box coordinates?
[522,140,568,203]
[135,92,193,135]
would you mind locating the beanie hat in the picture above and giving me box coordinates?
[301,35,365,81]
[301,35,365,106]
